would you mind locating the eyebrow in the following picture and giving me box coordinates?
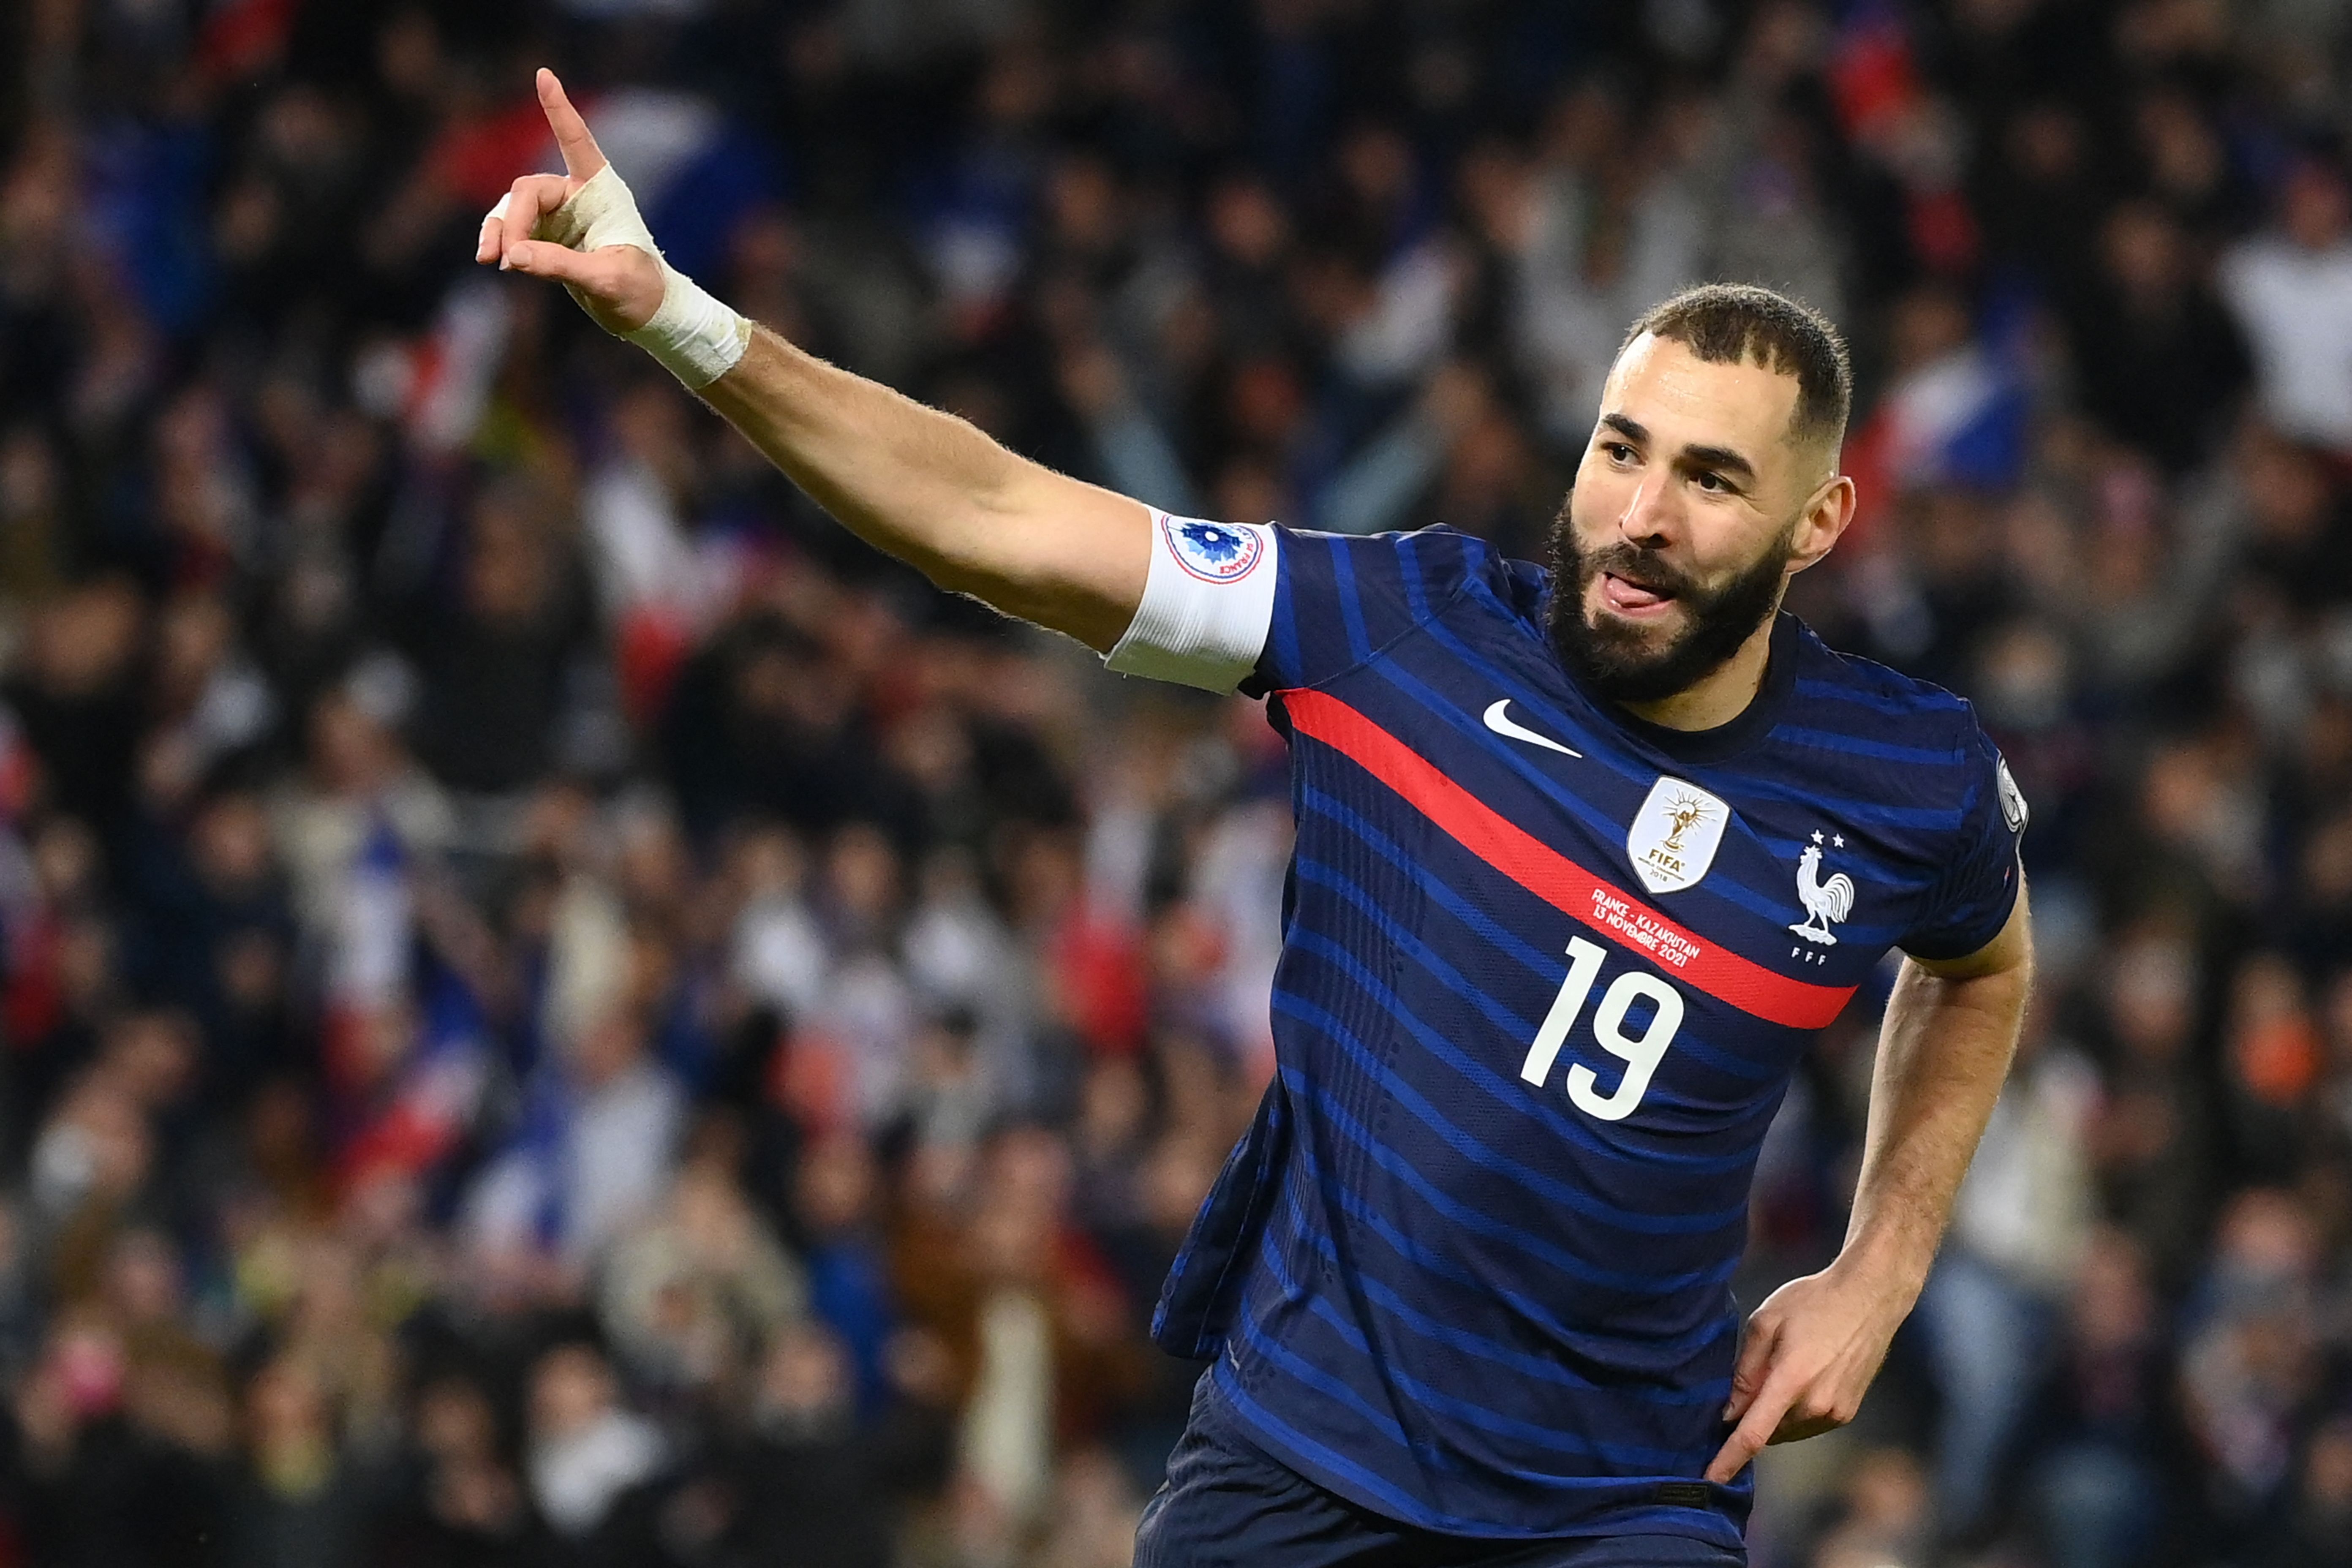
[1598,413,1759,484]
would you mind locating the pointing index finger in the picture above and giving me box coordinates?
[537,68,607,181]
[1705,1364,1801,1484]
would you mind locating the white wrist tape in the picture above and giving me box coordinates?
[524,164,752,389]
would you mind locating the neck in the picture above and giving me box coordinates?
[1617,612,1779,732]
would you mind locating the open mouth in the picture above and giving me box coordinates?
[1599,571,1678,615]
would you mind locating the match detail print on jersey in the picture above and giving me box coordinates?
[1279,687,1856,1031]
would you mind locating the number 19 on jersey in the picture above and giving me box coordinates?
[1519,936,1685,1122]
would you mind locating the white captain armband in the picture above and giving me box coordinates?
[1103,513,1279,694]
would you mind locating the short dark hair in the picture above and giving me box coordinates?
[1620,283,1853,455]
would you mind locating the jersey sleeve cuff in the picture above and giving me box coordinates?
[1898,850,2024,963]
[1104,513,1279,694]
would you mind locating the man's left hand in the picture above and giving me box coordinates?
[1702,1260,1915,1483]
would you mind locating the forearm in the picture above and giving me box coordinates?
[475,76,1151,653]
[1710,885,2034,1480]
[1838,942,2033,1299]
[699,328,1148,648]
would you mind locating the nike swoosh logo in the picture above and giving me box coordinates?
[1482,700,1582,757]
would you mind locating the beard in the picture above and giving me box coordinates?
[1542,494,1796,707]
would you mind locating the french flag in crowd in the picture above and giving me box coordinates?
[325,818,411,1026]
[340,965,493,1196]
[1853,330,2031,495]
[373,281,514,456]
[326,819,489,1194]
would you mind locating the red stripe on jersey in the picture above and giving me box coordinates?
[1280,688,1857,1031]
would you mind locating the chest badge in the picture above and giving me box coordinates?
[1626,777,1731,896]
[1788,831,1855,946]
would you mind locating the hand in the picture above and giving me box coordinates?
[1703,1259,1914,1483]
[474,68,664,334]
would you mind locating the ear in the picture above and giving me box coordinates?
[1784,473,1857,576]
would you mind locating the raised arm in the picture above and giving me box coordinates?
[476,69,1149,651]
[1705,886,2033,1484]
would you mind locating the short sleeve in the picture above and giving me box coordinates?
[1900,713,2029,961]
[1248,523,1494,693]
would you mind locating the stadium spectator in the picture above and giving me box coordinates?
[0,2,2346,1565]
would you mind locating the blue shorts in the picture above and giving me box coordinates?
[1135,1375,1746,1568]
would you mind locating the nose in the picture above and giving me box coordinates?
[1614,466,1677,549]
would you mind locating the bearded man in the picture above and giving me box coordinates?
[480,71,2031,1567]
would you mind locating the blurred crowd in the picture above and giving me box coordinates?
[2,1,2352,1566]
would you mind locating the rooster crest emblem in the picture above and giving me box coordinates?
[1788,831,1855,945]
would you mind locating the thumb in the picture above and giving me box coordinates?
[501,241,664,335]
[499,240,598,286]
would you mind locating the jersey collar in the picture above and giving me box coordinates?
[1573,612,1800,766]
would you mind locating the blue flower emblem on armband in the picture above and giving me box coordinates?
[1165,516,1264,583]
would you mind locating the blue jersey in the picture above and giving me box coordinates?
[1147,526,2025,1550]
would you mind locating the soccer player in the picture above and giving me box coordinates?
[480,71,2032,1567]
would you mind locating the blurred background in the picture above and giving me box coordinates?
[0,1,2348,1565]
